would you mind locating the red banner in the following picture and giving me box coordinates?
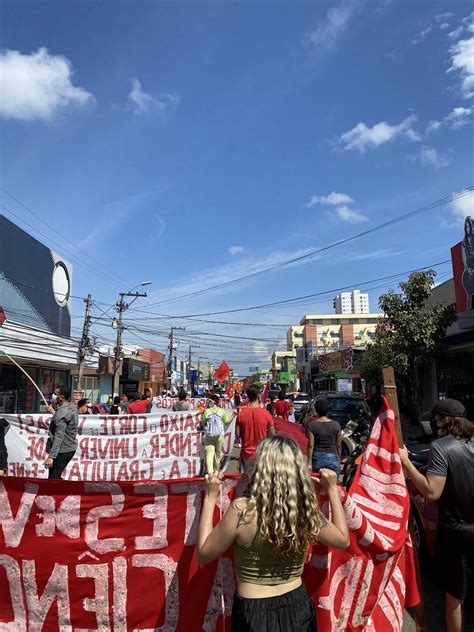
[0,400,419,631]
[213,362,231,384]
[0,475,239,631]
[312,397,420,630]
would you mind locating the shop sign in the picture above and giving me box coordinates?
[451,216,474,324]
[122,358,150,381]
[319,351,344,374]
[279,371,290,383]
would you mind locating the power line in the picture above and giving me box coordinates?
[0,187,132,287]
[127,260,451,318]
[0,204,125,290]
[141,189,471,308]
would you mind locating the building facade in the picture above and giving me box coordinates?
[271,350,298,390]
[0,215,78,413]
[286,325,304,351]
[333,290,369,314]
[295,312,383,395]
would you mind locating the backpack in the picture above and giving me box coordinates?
[205,409,224,437]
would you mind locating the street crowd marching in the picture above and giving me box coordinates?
[0,381,473,632]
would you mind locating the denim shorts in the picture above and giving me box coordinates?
[312,452,340,477]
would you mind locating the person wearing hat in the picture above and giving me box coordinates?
[399,399,474,632]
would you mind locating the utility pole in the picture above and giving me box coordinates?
[187,344,200,390]
[77,294,93,392]
[167,326,185,391]
[112,283,151,396]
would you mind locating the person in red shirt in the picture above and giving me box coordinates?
[236,386,275,475]
[127,392,151,414]
[273,392,293,421]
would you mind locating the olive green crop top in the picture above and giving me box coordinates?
[233,532,307,585]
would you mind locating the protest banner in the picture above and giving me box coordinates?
[0,398,418,631]
[0,410,235,481]
[0,475,238,631]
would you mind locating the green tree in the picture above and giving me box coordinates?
[362,270,455,422]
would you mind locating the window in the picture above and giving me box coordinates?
[330,331,339,338]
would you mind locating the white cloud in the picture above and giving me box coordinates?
[228,246,244,255]
[449,189,474,225]
[0,47,94,121]
[426,119,442,133]
[139,246,322,308]
[128,77,180,114]
[412,25,432,45]
[307,191,353,207]
[335,205,369,223]
[153,214,166,240]
[440,23,450,31]
[448,26,464,40]
[415,146,452,169]
[427,106,473,133]
[449,34,474,98]
[304,0,359,53]
[339,114,421,152]
[446,106,473,128]
[79,192,150,248]
[435,12,453,23]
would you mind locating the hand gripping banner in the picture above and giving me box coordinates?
[0,398,419,630]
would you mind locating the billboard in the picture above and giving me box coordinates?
[0,215,72,337]
[451,216,474,327]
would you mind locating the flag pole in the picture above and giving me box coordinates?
[383,367,426,632]
[0,349,50,408]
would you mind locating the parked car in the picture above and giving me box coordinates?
[90,403,110,415]
[301,392,370,430]
[286,392,311,421]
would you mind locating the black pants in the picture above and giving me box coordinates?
[48,450,75,479]
[231,583,316,632]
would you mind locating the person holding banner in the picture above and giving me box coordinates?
[196,435,349,631]
[400,399,474,632]
[43,387,78,479]
[199,393,231,474]
[0,417,9,475]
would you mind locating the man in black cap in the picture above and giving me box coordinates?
[400,399,474,632]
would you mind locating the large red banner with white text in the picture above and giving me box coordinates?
[0,398,419,630]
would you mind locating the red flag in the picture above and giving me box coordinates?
[213,361,231,383]
[261,382,269,404]
[305,396,420,631]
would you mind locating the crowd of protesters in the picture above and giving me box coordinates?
[0,381,472,631]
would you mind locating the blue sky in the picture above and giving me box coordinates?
[1,0,473,373]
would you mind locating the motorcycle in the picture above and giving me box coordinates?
[342,426,370,489]
[340,412,372,463]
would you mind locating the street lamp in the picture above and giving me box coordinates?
[112,281,152,395]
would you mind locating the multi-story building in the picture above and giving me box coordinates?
[286,325,304,351]
[333,289,369,314]
[300,312,381,349]
[271,350,298,391]
[295,312,383,394]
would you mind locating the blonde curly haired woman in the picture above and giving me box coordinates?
[196,434,349,631]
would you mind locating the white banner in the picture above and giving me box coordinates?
[0,407,235,481]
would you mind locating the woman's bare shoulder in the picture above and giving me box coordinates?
[231,497,249,514]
